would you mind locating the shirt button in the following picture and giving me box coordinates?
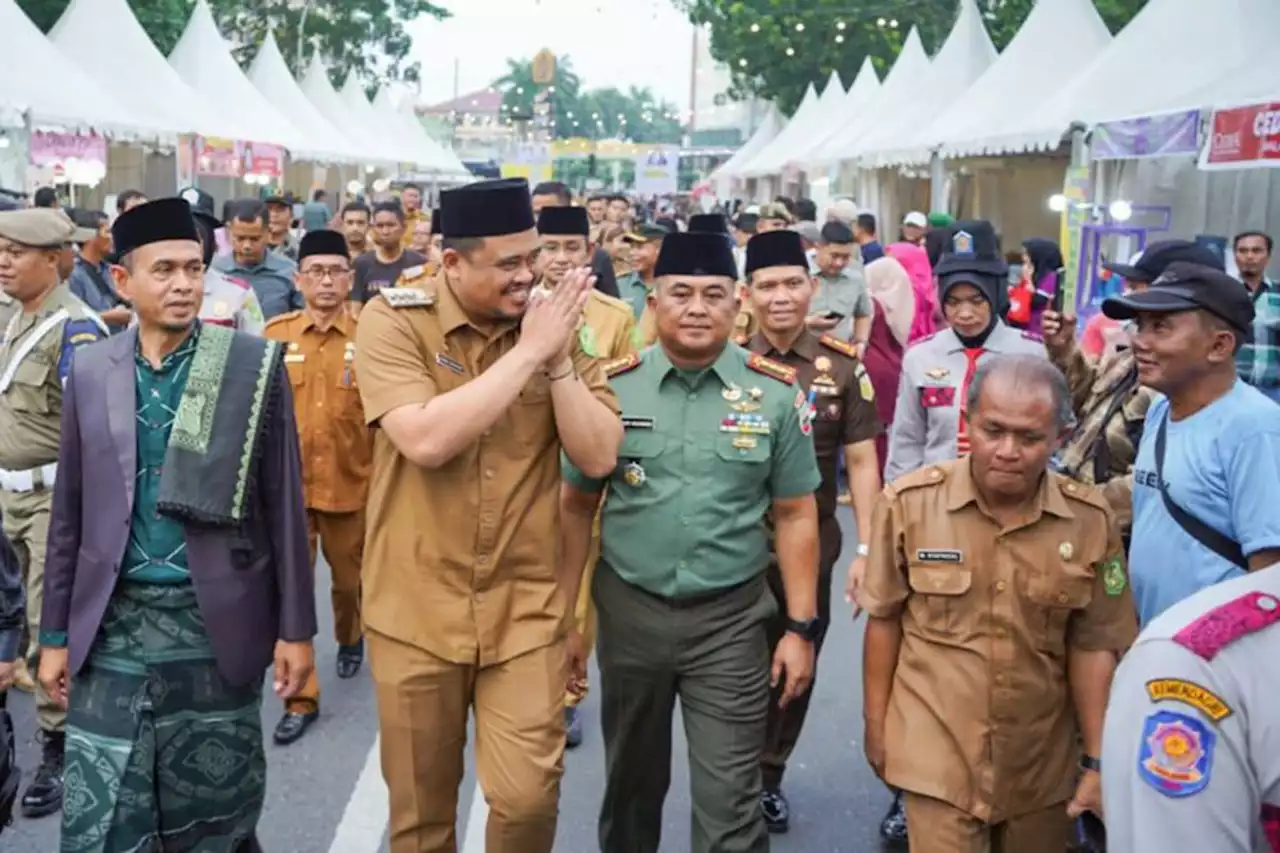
[484,469,495,479]
[477,554,489,565]
[995,580,1007,592]
[687,393,697,401]
[1057,592,1069,604]
[482,429,492,438]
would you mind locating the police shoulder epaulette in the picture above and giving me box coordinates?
[603,352,641,378]
[397,265,427,283]
[380,288,434,309]
[819,334,859,359]
[886,463,949,496]
[746,353,796,385]
[264,310,302,329]
[1172,591,1280,660]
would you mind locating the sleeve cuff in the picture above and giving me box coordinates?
[0,630,20,662]
[39,629,68,648]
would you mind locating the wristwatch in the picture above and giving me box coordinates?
[1079,754,1101,773]
[785,617,822,641]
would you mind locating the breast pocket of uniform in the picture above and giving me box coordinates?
[906,562,973,637]
[284,355,307,391]
[8,357,52,413]
[714,432,773,487]
[1020,557,1095,655]
[510,373,555,449]
[615,429,665,489]
[917,385,956,410]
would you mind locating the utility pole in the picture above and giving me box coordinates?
[687,26,699,137]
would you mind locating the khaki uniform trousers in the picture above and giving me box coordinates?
[903,793,1072,853]
[0,487,64,731]
[369,630,565,853]
[287,509,365,714]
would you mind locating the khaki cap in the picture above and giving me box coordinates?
[0,208,79,248]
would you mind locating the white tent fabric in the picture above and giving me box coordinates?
[990,0,1279,155]
[48,0,249,142]
[2,0,161,137]
[798,58,880,171]
[739,73,843,178]
[168,0,308,150]
[856,0,997,167]
[300,57,388,167]
[922,0,1113,160]
[248,33,363,163]
[811,28,931,165]
[395,99,471,180]
[339,77,414,165]
[372,88,467,175]
[1154,56,1279,113]
[710,105,784,186]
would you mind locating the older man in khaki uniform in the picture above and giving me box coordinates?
[0,208,107,817]
[355,178,621,853]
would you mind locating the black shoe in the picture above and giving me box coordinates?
[20,729,63,818]
[336,640,363,679]
[879,791,908,845]
[273,710,318,746]
[761,787,790,834]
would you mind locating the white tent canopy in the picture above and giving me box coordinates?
[780,66,870,172]
[995,0,1280,154]
[711,105,784,186]
[922,0,1113,160]
[799,57,880,170]
[1154,56,1279,114]
[811,28,931,165]
[339,77,413,165]
[857,0,997,166]
[248,32,363,163]
[168,0,308,150]
[2,0,161,137]
[395,98,471,180]
[372,88,467,175]
[300,56,387,167]
[739,73,843,178]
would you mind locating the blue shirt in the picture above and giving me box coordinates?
[1236,277,1280,403]
[860,240,885,264]
[1129,380,1280,625]
[211,250,300,320]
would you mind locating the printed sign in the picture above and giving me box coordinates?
[29,131,108,169]
[634,145,679,195]
[1200,101,1280,171]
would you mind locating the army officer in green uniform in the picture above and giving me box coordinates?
[560,230,821,853]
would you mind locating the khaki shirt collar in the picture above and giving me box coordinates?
[298,307,354,338]
[946,457,1075,521]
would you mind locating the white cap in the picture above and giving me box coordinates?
[902,211,928,229]
[827,198,858,225]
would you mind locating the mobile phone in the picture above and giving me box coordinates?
[1051,271,1066,314]
[823,311,844,320]
[1076,813,1106,851]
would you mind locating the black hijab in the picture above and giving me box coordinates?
[1022,238,1064,284]
[941,273,1001,349]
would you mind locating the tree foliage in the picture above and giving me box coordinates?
[676,0,1149,115]
[496,56,685,145]
[18,0,449,89]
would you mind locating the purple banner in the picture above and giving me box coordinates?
[1092,109,1202,160]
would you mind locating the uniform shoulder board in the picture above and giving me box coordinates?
[746,353,797,385]
[264,310,301,329]
[819,334,859,359]
[603,352,641,378]
[399,265,426,280]
[380,287,434,309]
[1054,473,1109,512]
[886,463,950,496]
[1172,591,1280,661]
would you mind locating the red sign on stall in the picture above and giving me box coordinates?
[1200,101,1280,171]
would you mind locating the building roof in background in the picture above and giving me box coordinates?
[419,88,504,117]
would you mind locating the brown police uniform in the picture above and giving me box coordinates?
[264,308,371,714]
[355,275,620,853]
[746,331,881,790]
[859,459,1138,853]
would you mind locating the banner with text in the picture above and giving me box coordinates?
[1092,109,1201,160]
[634,146,679,196]
[1200,102,1280,171]
[29,131,108,169]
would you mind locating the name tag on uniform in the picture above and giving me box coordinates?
[435,352,465,374]
[284,353,305,364]
[916,549,962,563]
[622,415,655,429]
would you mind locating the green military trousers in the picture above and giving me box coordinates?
[594,561,775,853]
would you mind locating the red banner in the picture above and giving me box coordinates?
[1200,101,1280,171]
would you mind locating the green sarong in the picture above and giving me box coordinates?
[60,583,266,853]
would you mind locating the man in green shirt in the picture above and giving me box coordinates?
[616,223,667,322]
[561,230,822,853]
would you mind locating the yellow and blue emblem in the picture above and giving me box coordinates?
[1137,710,1215,798]
[952,230,974,255]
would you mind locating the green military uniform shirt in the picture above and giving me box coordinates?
[563,343,821,599]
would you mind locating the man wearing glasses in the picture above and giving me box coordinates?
[263,229,372,745]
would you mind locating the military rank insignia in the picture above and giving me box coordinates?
[746,353,797,385]
[604,352,641,378]
[818,334,859,359]
[1137,710,1215,798]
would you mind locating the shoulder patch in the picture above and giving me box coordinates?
[603,352,641,378]
[1145,679,1233,721]
[1137,710,1215,798]
[380,288,434,309]
[399,265,426,280]
[1172,592,1280,661]
[746,353,797,385]
[819,334,859,359]
[886,463,950,496]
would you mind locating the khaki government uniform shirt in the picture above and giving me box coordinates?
[264,309,371,513]
[859,459,1138,822]
[355,275,620,666]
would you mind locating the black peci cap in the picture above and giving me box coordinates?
[297,229,349,262]
[745,230,808,276]
[535,206,589,237]
[439,178,536,239]
[654,231,738,279]
[112,197,200,258]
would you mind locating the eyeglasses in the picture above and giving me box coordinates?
[302,266,351,282]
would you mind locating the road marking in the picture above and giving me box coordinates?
[327,735,390,853]
[461,782,489,853]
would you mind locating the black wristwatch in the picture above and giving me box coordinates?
[785,617,822,641]
[1080,754,1102,773]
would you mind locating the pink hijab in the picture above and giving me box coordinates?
[864,257,916,349]
[886,241,939,342]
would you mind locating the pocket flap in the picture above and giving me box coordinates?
[620,430,665,459]
[715,433,771,463]
[908,565,972,596]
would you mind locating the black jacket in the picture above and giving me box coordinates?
[0,531,22,664]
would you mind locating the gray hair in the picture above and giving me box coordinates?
[965,354,1077,434]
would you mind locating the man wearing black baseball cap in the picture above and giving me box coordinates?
[1100,260,1280,629]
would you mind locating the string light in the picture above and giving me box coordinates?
[794,22,804,32]
[738,58,748,67]
[785,46,795,56]
[835,34,844,43]
[750,22,760,32]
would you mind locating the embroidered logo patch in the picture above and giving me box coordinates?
[1137,710,1215,798]
[1102,554,1127,596]
[1145,679,1233,721]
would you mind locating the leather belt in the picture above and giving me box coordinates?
[0,463,57,493]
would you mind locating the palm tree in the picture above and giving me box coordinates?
[494,55,584,139]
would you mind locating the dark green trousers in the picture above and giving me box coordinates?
[595,563,776,853]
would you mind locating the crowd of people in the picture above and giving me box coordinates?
[0,175,1276,853]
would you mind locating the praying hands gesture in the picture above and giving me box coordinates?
[520,267,595,370]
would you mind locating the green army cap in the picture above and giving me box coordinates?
[0,207,81,248]
[622,223,669,244]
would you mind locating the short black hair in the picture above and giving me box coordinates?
[855,213,877,236]
[586,194,606,204]
[795,198,817,222]
[820,221,855,245]
[341,201,370,219]
[312,189,328,202]
[32,187,58,208]
[441,236,483,257]
[774,196,796,216]
[372,201,405,223]
[72,208,108,237]
[401,182,422,194]
[1233,230,1274,254]
[607,194,628,205]
[115,189,146,213]
[228,199,268,226]
[532,181,572,205]
[734,213,759,235]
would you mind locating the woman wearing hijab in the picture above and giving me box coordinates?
[862,256,915,474]
[1007,237,1064,336]
[886,241,940,343]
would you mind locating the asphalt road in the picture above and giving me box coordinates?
[5,508,893,852]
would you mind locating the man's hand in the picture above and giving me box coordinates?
[805,314,840,332]
[521,267,593,367]
[273,640,315,700]
[844,555,867,618]
[864,719,887,779]
[770,632,815,709]
[564,629,588,698]
[39,647,70,709]
[0,660,15,692]
[1041,310,1077,359]
[1067,769,1103,820]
